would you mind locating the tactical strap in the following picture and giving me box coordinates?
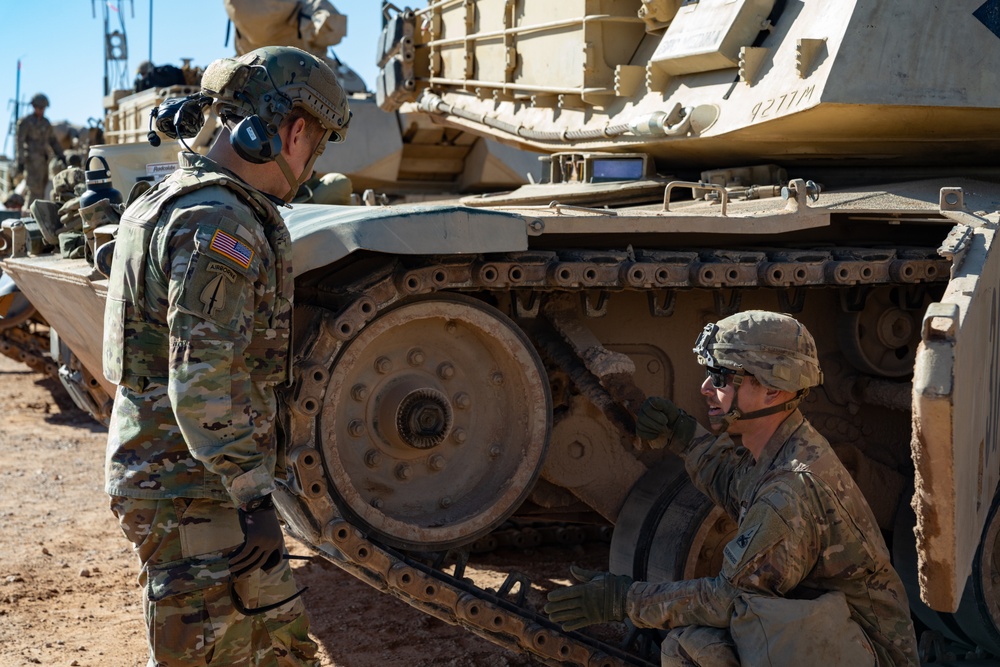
[711,388,807,432]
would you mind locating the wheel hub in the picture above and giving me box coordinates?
[395,388,453,449]
[319,294,551,550]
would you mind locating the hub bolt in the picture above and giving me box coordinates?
[452,428,467,444]
[349,420,366,437]
[408,348,425,366]
[454,393,471,410]
[395,464,412,480]
[375,356,393,374]
[371,498,384,509]
[351,384,369,401]
[364,450,382,468]
[438,362,455,380]
[429,455,446,471]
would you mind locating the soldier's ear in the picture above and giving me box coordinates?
[762,387,791,406]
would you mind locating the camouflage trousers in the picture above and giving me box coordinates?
[22,155,49,207]
[110,496,319,667]
[660,592,877,666]
[659,626,738,667]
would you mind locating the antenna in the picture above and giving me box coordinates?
[92,0,134,96]
[3,60,21,158]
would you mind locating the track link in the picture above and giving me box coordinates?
[281,242,949,664]
[0,324,57,379]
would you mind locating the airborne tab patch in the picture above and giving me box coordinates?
[209,229,254,269]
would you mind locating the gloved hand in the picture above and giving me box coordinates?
[544,565,633,631]
[229,495,284,578]
[636,396,697,450]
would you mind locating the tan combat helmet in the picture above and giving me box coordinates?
[30,93,49,109]
[693,310,823,430]
[202,45,350,142]
[201,45,351,200]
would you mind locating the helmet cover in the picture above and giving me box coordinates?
[693,310,823,392]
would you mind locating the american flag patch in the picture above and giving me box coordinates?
[208,229,254,269]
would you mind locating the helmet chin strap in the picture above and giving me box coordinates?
[274,128,333,202]
[710,385,808,433]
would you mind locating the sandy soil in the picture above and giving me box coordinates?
[0,353,607,667]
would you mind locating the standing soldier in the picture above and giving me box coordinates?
[15,93,64,206]
[545,311,919,666]
[102,46,350,666]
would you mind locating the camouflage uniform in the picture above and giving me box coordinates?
[103,151,315,666]
[626,411,919,666]
[15,113,63,206]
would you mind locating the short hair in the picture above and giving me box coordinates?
[283,106,325,142]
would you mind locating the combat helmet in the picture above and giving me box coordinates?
[201,45,351,143]
[693,310,823,429]
[30,93,49,109]
[201,45,351,201]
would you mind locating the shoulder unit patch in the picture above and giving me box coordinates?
[724,523,761,567]
[209,229,254,269]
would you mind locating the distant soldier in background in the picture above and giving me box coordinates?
[15,93,65,206]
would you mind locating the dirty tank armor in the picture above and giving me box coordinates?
[4,2,1000,665]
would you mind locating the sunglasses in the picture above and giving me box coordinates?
[705,365,740,388]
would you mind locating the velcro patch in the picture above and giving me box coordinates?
[209,229,254,269]
[724,524,760,567]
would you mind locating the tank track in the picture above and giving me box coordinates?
[0,324,57,379]
[283,243,950,665]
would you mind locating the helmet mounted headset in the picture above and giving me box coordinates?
[146,46,351,202]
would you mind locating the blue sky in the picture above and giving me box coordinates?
[0,1,423,156]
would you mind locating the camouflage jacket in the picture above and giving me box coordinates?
[15,114,63,166]
[626,411,919,667]
[103,153,293,507]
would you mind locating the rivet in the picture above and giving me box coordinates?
[364,450,381,468]
[371,497,383,509]
[454,393,471,409]
[446,321,458,334]
[349,419,366,437]
[375,356,393,374]
[351,384,369,401]
[429,455,446,471]
[490,371,504,386]
[440,496,453,509]
[438,362,455,380]
[396,464,412,480]
[408,348,425,366]
[646,359,661,374]
[488,444,501,459]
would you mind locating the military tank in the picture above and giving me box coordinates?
[5,0,1000,664]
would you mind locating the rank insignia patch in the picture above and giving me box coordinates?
[209,229,254,269]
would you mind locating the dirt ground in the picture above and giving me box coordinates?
[0,353,608,667]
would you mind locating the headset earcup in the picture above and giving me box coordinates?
[231,116,282,164]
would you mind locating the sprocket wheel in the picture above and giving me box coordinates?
[319,293,551,550]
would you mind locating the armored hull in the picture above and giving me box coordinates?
[5,0,1000,664]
